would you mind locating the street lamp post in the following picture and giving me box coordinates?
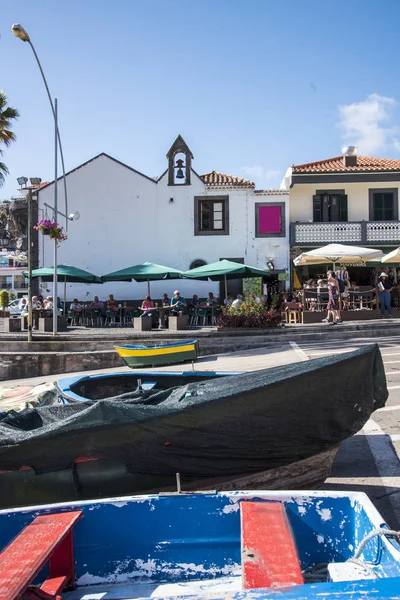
[18,178,41,342]
[12,23,68,336]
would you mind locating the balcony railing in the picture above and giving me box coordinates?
[290,221,400,246]
[0,283,13,289]
[13,282,28,289]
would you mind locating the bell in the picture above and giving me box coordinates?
[176,168,185,179]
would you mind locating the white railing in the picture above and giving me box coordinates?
[292,221,400,245]
[292,222,363,245]
[366,221,400,242]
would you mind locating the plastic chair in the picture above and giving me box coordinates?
[188,306,198,325]
[88,308,103,326]
[67,310,77,326]
[105,309,117,326]
[197,307,209,326]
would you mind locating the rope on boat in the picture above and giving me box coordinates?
[303,528,400,583]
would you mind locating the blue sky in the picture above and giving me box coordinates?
[1,0,400,200]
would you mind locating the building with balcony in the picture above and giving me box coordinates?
[282,149,400,284]
[37,136,290,302]
[0,252,28,297]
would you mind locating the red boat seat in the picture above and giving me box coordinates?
[0,510,82,600]
[241,501,303,589]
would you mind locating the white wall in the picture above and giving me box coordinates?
[39,155,289,302]
[289,180,400,222]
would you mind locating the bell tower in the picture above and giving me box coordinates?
[166,135,193,186]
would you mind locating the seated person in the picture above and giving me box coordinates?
[224,294,233,306]
[37,295,44,308]
[89,296,104,309]
[140,295,154,317]
[44,296,54,310]
[251,292,261,303]
[162,293,170,307]
[107,294,119,312]
[70,298,82,311]
[231,294,244,309]
[170,290,187,315]
[190,294,200,307]
[70,298,83,322]
[207,292,218,306]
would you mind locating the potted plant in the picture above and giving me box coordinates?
[34,219,67,246]
[0,289,10,317]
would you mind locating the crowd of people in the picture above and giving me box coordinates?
[292,266,397,323]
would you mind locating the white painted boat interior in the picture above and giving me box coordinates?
[64,575,242,600]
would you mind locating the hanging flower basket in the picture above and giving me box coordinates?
[34,219,67,246]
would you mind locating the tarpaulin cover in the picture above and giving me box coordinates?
[0,345,387,475]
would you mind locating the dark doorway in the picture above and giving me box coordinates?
[219,257,244,304]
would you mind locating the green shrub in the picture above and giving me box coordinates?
[218,301,281,328]
[0,289,9,311]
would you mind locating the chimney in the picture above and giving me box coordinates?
[342,146,357,167]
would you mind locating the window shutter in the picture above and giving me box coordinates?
[313,195,322,222]
[339,194,348,221]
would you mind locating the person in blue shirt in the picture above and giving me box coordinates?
[170,290,187,315]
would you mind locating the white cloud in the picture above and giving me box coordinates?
[242,166,281,186]
[338,93,400,154]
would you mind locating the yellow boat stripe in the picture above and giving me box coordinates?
[116,345,196,357]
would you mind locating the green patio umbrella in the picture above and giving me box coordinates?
[182,259,270,299]
[24,265,103,309]
[101,262,183,295]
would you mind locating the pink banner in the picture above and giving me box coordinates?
[259,206,281,233]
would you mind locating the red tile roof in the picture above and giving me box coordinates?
[292,156,400,174]
[201,171,255,188]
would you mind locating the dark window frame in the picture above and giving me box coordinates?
[194,195,229,236]
[313,190,348,222]
[255,202,286,238]
[369,188,398,221]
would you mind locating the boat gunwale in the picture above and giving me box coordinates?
[115,340,198,351]
[55,370,241,403]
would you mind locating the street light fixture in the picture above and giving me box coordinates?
[12,22,69,336]
[30,177,42,185]
[17,176,28,187]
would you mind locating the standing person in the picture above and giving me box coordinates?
[335,265,349,310]
[322,271,341,325]
[376,272,393,319]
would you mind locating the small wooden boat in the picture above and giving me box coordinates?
[115,339,199,368]
[0,490,399,599]
[55,369,237,403]
[0,345,388,509]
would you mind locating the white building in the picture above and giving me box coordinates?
[38,136,289,302]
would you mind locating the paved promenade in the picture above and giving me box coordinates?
[1,337,400,529]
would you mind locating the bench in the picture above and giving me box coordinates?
[0,510,82,600]
[241,501,303,589]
